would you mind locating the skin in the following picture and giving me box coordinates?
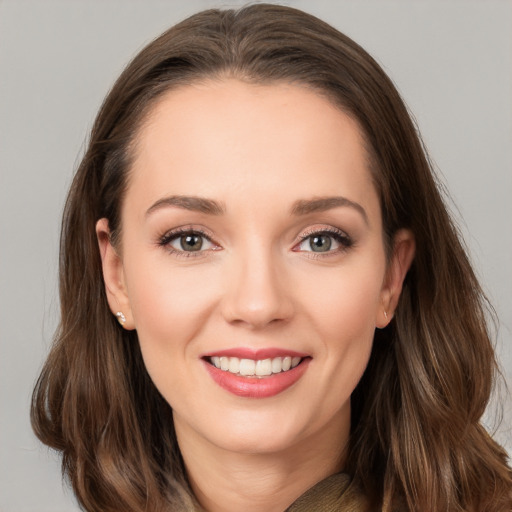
[97,79,415,512]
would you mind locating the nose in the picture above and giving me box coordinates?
[221,245,294,330]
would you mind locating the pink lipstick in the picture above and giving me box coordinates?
[202,348,311,398]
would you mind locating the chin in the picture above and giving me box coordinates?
[198,404,331,455]
[212,422,305,455]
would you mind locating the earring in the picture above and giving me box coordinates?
[116,311,126,326]
[384,311,388,321]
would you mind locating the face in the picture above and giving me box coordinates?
[98,79,413,458]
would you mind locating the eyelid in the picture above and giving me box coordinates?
[293,225,354,255]
[299,225,348,238]
[296,225,351,243]
[158,225,221,257]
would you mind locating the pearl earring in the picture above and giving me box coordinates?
[116,311,126,325]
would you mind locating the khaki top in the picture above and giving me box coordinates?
[286,473,369,512]
[189,473,372,511]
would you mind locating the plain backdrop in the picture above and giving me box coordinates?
[1,1,511,511]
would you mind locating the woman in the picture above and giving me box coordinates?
[31,4,512,511]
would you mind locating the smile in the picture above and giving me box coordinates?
[202,349,311,398]
[209,356,302,377]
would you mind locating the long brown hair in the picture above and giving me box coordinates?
[31,4,512,511]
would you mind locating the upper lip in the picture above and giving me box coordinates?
[201,348,310,360]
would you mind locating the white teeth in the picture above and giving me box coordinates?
[255,359,272,376]
[271,357,282,374]
[209,355,304,376]
[228,357,240,373]
[239,359,256,376]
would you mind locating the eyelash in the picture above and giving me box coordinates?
[295,227,354,258]
[158,227,217,259]
[157,226,354,259]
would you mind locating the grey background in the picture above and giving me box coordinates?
[1,1,510,510]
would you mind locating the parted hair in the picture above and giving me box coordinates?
[32,4,512,511]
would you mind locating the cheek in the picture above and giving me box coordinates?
[124,255,221,353]
[299,255,385,392]
[301,258,385,338]
[122,255,225,410]
[306,265,382,401]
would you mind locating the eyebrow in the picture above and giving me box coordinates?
[146,195,225,216]
[291,196,368,224]
[145,194,368,224]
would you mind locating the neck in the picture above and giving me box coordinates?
[175,407,349,512]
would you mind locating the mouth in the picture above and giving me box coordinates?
[206,355,304,377]
[202,350,311,398]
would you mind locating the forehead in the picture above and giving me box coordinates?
[127,79,378,220]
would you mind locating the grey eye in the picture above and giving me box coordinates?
[296,230,350,254]
[182,234,203,251]
[169,233,213,252]
[308,234,332,252]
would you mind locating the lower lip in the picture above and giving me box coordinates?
[203,358,311,398]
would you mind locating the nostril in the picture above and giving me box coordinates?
[220,264,295,328]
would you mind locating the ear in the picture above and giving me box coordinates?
[96,218,135,330]
[376,229,415,328]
